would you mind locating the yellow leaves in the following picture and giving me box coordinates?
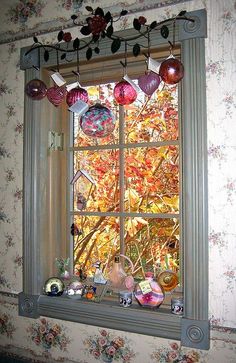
[126,217,148,237]
[162,196,179,211]
[125,188,139,208]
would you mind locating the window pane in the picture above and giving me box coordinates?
[73,149,120,212]
[125,86,178,143]
[124,217,180,280]
[73,83,119,147]
[124,145,179,213]
[73,215,120,276]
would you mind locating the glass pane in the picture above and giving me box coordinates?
[124,217,180,281]
[73,149,119,212]
[124,145,179,213]
[73,83,119,147]
[73,215,120,276]
[125,86,178,143]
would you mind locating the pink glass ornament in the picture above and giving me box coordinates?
[159,57,184,85]
[114,80,137,105]
[134,272,165,308]
[80,103,115,138]
[47,86,67,107]
[138,71,161,95]
[66,87,89,107]
[25,79,47,100]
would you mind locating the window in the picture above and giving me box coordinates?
[19,9,209,349]
[71,78,180,287]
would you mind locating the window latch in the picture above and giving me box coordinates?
[48,131,64,151]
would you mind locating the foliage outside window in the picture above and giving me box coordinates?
[72,81,180,285]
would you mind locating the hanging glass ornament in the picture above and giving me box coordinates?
[138,71,161,96]
[25,78,47,100]
[114,80,137,105]
[66,86,89,107]
[80,103,116,138]
[47,86,67,107]
[159,57,184,85]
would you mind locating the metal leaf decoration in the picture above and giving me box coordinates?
[33,36,38,43]
[73,38,80,50]
[133,18,141,31]
[104,11,112,23]
[111,38,121,53]
[57,30,64,42]
[106,25,114,37]
[81,26,91,36]
[71,14,78,21]
[95,7,104,17]
[150,21,157,29]
[85,6,93,12]
[86,47,93,60]
[44,50,49,62]
[61,53,66,60]
[94,47,100,54]
[178,10,187,16]
[120,10,128,16]
[161,25,169,39]
[133,43,141,57]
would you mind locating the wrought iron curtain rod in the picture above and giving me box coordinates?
[25,6,194,64]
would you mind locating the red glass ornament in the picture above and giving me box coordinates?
[159,57,184,85]
[66,87,89,107]
[114,80,137,105]
[47,86,67,107]
[80,104,115,138]
[25,79,47,100]
[138,71,161,95]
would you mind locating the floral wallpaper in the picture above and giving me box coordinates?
[0,0,236,362]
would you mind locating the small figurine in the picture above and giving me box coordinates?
[93,261,107,285]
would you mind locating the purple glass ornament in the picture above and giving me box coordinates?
[25,79,47,100]
[47,86,67,107]
[159,57,184,85]
[138,71,161,95]
[114,80,137,105]
[80,104,115,138]
[66,87,89,107]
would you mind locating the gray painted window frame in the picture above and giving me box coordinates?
[19,9,209,349]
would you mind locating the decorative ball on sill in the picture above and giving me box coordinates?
[47,85,67,107]
[157,270,178,292]
[138,71,161,96]
[25,79,47,100]
[80,103,116,138]
[44,277,64,296]
[114,80,137,105]
[66,280,83,300]
[159,57,184,85]
[66,87,89,107]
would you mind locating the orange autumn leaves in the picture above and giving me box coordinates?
[73,84,179,276]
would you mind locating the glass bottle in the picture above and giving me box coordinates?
[134,272,165,308]
[108,256,127,290]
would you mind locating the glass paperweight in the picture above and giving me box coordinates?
[134,272,164,308]
[44,277,64,296]
[157,270,178,292]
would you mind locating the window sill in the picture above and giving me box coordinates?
[37,294,181,339]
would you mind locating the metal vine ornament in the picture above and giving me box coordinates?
[25,5,194,137]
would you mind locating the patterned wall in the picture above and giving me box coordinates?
[0,0,236,362]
